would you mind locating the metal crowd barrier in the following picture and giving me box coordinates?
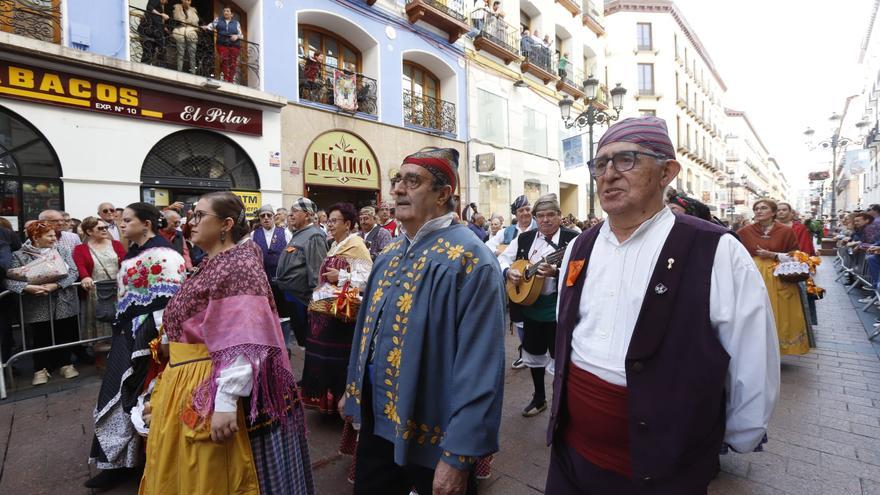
[835,246,880,341]
[0,282,111,399]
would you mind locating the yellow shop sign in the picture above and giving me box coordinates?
[304,131,380,190]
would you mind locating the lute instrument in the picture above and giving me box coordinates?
[506,245,568,306]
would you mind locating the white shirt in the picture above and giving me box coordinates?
[499,229,561,295]
[486,221,535,252]
[107,223,120,241]
[250,225,293,245]
[558,207,780,452]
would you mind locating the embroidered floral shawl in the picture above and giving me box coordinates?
[162,239,296,425]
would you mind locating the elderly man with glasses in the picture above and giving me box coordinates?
[38,209,81,250]
[342,148,505,495]
[97,202,121,241]
[545,117,779,494]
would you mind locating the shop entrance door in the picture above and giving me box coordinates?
[306,185,379,211]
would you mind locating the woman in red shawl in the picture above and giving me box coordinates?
[776,202,815,255]
[737,199,809,355]
[140,192,314,494]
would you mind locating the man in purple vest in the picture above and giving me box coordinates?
[251,204,293,340]
[546,117,780,493]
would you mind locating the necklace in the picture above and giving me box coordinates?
[756,222,773,239]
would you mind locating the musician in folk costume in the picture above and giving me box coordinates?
[546,117,779,493]
[499,193,578,417]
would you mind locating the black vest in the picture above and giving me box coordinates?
[509,228,579,322]
[548,215,731,493]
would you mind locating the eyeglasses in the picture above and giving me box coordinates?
[327,218,345,224]
[191,210,221,226]
[95,226,109,231]
[588,150,669,178]
[259,213,273,218]
[535,211,559,221]
[390,173,428,189]
[101,208,114,214]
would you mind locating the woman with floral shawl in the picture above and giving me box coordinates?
[87,203,186,490]
[302,202,372,415]
[139,192,314,494]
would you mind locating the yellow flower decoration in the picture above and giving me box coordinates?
[371,287,384,305]
[397,292,413,314]
[387,347,402,369]
[447,244,465,260]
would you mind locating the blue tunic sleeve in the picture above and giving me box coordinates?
[439,263,506,469]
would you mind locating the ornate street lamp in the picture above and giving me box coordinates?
[559,79,626,217]
[804,113,855,228]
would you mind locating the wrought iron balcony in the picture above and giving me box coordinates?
[128,6,259,88]
[405,0,470,42]
[402,89,456,134]
[0,0,62,44]
[581,0,605,36]
[470,9,520,64]
[520,43,557,84]
[555,63,585,100]
[298,55,377,116]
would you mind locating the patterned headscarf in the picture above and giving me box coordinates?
[378,201,394,210]
[290,197,317,215]
[597,116,676,159]
[511,195,530,214]
[402,147,459,190]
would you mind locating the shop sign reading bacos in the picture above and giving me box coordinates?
[0,61,261,136]
[304,131,380,190]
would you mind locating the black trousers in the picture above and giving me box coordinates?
[545,439,636,495]
[30,316,78,372]
[522,316,556,359]
[355,381,478,495]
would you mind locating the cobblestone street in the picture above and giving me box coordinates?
[1,258,879,494]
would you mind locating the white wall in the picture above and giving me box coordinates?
[2,98,282,219]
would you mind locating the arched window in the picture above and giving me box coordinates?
[298,25,361,73]
[0,105,63,229]
[402,61,442,130]
[141,130,259,191]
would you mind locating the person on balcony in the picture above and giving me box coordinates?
[172,0,200,74]
[139,0,171,66]
[202,7,243,83]
[302,52,326,102]
[558,52,569,80]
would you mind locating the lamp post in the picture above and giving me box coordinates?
[804,113,854,228]
[559,77,626,217]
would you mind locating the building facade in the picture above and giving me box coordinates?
[604,0,727,214]
[464,0,609,221]
[0,0,469,230]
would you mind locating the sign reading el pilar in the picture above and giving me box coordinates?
[0,60,262,136]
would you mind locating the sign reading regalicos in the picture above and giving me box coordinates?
[304,131,380,190]
[0,61,262,136]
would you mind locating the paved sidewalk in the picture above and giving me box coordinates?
[1,258,879,494]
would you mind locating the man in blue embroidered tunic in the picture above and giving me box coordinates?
[342,147,506,495]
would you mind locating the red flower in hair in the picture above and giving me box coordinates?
[150,264,162,275]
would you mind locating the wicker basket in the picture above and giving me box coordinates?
[773,260,811,284]
[308,297,361,323]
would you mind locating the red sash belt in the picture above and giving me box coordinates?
[563,363,631,478]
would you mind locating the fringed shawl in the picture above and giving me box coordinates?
[162,240,297,426]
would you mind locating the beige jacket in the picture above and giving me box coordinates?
[172,4,200,41]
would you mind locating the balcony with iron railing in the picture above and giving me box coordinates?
[555,61,585,100]
[128,6,259,88]
[298,55,377,116]
[0,0,62,44]
[581,0,605,36]
[402,89,456,134]
[405,0,470,42]
[470,9,520,64]
[520,41,557,84]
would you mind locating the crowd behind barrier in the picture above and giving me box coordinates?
[835,245,880,341]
